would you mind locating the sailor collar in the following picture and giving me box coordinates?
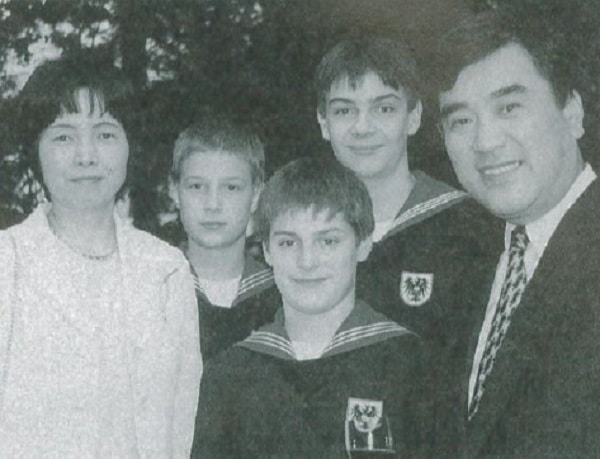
[238,300,412,361]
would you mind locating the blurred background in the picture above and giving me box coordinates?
[1,0,599,239]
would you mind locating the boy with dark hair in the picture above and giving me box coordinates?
[169,117,278,361]
[192,157,431,458]
[315,36,500,347]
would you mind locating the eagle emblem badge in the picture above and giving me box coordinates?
[400,271,433,306]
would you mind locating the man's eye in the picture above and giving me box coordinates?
[499,103,521,115]
[447,116,473,131]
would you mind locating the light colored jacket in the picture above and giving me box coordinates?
[0,205,202,458]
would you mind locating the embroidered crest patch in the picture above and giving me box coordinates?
[400,271,433,306]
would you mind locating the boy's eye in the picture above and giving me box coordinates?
[331,106,356,117]
[375,105,396,115]
[53,134,73,142]
[225,184,241,192]
[277,239,296,248]
[320,238,340,247]
[187,183,206,190]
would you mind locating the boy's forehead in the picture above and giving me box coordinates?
[179,148,252,179]
[327,72,404,100]
[271,206,350,232]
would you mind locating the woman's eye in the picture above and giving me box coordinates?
[53,134,72,142]
[98,132,117,140]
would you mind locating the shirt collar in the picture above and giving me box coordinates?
[505,163,596,255]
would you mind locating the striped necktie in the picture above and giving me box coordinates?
[469,225,529,421]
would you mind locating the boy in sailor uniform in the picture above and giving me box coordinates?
[191,157,432,458]
[315,37,501,349]
[169,117,279,362]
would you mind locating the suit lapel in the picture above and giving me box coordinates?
[466,180,600,456]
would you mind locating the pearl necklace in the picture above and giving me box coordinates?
[48,210,117,261]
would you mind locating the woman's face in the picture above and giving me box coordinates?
[38,88,129,212]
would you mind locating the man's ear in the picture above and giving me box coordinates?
[407,100,423,136]
[168,179,180,209]
[357,235,373,263]
[563,89,585,139]
[317,110,331,141]
[250,183,263,213]
[263,241,272,266]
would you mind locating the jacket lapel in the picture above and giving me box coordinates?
[466,180,600,456]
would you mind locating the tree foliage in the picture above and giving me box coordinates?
[1,0,599,233]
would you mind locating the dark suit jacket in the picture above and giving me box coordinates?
[437,179,600,458]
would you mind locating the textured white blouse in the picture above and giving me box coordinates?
[0,205,202,458]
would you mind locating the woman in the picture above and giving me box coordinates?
[0,51,202,457]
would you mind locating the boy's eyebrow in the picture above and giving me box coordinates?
[272,230,298,237]
[271,228,344,237]
[328,93,402,105]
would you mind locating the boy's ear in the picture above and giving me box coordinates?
[317,110,331,141]
[263,241,272,266]
[250,183,263,213]
[168,179,180,209]
[357,235,373,263]
[407,100,423,136]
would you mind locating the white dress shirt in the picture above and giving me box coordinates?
[468,164,597,406]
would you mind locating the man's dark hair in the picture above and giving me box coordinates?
[15,49,138,187]
[255,157,374,244]
[315,36,420,115]
[436,9,575,107]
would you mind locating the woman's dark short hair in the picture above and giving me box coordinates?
[15,49,137,186]
[255,157,374,244]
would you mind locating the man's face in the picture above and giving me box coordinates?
[171,151,260,250]
[264,207,371,316]
[317,72,422,181]
[439,43,584,224]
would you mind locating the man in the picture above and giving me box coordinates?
[315,37,500,349]
[437,10,600,457]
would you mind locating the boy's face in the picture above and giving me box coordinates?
[317,71,422,181]
[264,207,371,316]
[171,150,260,250]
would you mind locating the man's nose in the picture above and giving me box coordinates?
[473,115,505,153]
